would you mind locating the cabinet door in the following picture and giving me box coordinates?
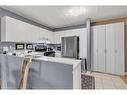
[2,16,53,43]
[91,26,98,71]
[54,32,61,44]
[106,24,115,74]
[114,22,125,75]
[97,25,106,72]
[5,17,25,42]
[92,25,106,72]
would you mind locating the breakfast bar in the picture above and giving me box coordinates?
[0,54,81,89]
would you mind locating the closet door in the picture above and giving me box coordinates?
[114,22,124,75]
[92,25,106,72]
[106,24,115,74]
[97,25,106,72]
[91,26,98,71]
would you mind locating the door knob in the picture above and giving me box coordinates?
[115,50,117,53]
[105,49,107,53]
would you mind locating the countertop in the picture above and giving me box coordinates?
[33,56,81,69]
[1,53,82,69]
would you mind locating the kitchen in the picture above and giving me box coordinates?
[0,6,127,89]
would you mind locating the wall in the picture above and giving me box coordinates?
[54,28,87,59]
[0,42,38,54]
[91,17,127,72]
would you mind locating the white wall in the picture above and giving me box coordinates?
[54,28,87,58]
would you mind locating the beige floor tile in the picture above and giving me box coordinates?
[95,77,102,83]
[101,73,114,80]
[91,72,103,78]
[95,82,103,89]
[103,84,116,89]
[102,79,115,89]
[112,78,127,89]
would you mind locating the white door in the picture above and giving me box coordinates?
[114,22,125,75]
[92,25,106,72]
[91,26,98,71]
[106,24,115,74]
[97,25,106,72]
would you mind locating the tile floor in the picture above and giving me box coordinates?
[82,72,127,89]
[121,75,127,84]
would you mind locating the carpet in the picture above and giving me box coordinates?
[81,74,95,89]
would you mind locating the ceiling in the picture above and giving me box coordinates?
[1,6,127,29]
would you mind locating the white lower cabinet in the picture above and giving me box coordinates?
[92,22,125,75]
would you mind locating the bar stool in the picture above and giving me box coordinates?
[19,57,32,89]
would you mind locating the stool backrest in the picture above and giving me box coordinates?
[19,57,32,89]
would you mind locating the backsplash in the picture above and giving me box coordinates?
[0,42,15,53]
[0,42,36,54]
[0,42,61,54]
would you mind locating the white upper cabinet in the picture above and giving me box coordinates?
[39,28,54,43]
[1,16,53,43]
[53,32,61,44]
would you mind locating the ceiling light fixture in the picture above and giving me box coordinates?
[65,7,86,17]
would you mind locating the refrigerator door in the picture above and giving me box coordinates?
[61,36,79,59]
[61,37,66,57]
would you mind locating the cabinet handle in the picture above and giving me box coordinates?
[115,50,117,53]
[105,49,107,53]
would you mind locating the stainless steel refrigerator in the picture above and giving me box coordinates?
[61,36,79,59]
